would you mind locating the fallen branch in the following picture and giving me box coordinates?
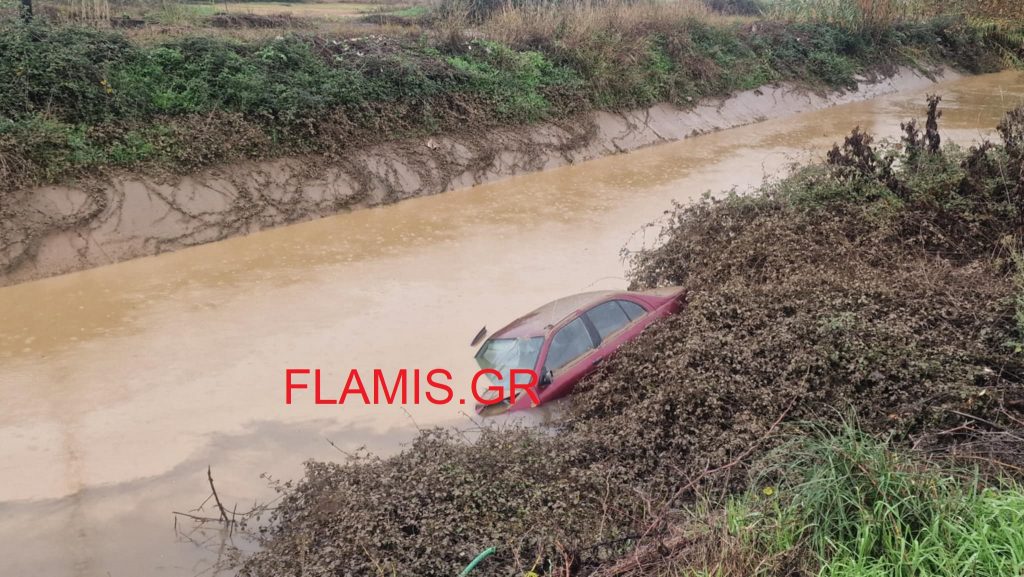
[208,465,231,525]
[172,511,224,523]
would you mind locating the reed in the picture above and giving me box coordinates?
[67,0,111,23]
[764,0,932,28]
[482,0,711,47]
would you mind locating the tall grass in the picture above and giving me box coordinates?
[764,0,933,28]
[727,423,1024,577]
[482,0,711,46]
[960,0,1024,22]
[67,0,112,23]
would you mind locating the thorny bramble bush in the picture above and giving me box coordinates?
[241,102,1024,577]
[241,428,645,577]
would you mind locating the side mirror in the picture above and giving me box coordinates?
[539,369,553,389]
[470,326,488,347]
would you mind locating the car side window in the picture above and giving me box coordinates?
[586,301,632,341]
[617,300,647,321]
[544,318,595,372]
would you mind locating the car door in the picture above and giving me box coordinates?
[539,315,599,402]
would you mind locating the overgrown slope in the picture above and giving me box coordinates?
[2,16,1022,191]
[567,99,1024,488]
[240,102,1024,577]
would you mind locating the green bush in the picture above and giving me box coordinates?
[0,117,103,181]
[0,24,133,124]
[446,40,581,122]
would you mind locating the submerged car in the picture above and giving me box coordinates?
[473,287,686,415]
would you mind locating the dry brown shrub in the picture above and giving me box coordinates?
[148,111,273,170]
[565,106,1024,491]
[924,0,1024,21]
[208,12,309,29]
[242,428,646,577]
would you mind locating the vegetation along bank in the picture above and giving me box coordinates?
[4,1,1024,283]
[240,98,1024,577]
[2,2,1024,192]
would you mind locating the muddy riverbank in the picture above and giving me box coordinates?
[1,66,957,286]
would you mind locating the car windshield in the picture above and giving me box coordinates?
[475,337,544,390]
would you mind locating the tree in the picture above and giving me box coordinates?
[20,0,32,22]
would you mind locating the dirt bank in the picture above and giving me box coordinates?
[0,66,957,286]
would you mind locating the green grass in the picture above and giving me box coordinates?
[723,423,1024,577]
[383,5,427,18]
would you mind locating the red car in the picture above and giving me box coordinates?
[473,287,687,414]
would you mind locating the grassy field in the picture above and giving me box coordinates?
[183,1,384,19]
[19,0,423,30]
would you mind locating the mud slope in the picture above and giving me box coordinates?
[0,67,956,286]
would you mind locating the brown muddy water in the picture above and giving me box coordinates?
[1,71,1023,577]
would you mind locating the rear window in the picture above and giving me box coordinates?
[586,301,631,341]
[618,300,647,321]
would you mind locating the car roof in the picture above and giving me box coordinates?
[491,291,619,339]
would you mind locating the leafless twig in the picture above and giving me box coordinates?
[208,465,231,525]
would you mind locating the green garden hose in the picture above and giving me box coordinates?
[457,546,496,577]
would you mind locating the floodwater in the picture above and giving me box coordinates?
[2,70,1023,577]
